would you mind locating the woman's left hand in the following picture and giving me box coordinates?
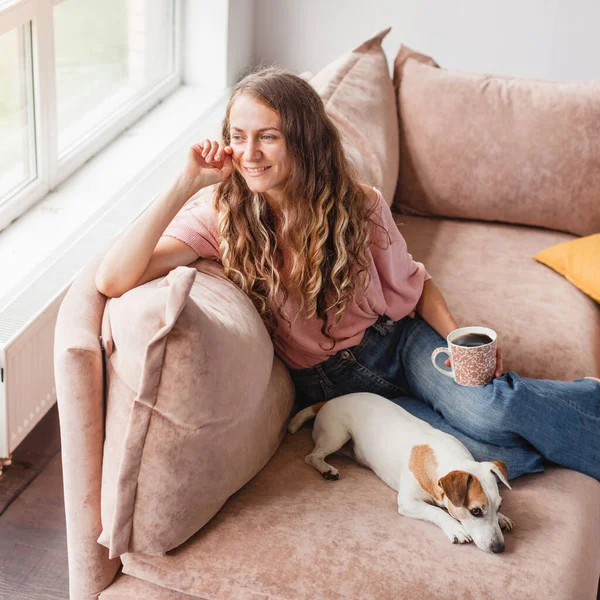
[493,343,504,378]
[444,342,504,378]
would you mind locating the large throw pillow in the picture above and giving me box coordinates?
[98,262,295,558]
[533,234,600,303]
[309,27,399,205]
[393,45,600,236]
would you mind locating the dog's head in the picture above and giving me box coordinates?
[438,461,510,554]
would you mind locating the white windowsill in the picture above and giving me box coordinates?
[0,84,228,310]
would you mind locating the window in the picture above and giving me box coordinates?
[0,24,35,203]
[0,0,180,233]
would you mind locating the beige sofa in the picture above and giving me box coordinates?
[54,200,600,599]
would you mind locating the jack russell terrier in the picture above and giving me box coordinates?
[288,392,514,553]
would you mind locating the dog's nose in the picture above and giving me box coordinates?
[491,541,505,554]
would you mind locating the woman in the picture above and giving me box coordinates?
[95,67,600,481]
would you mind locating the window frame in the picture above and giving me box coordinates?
[0,0,182,233]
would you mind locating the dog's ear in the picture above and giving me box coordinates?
[489,461,511,490]
[438,470,471,507]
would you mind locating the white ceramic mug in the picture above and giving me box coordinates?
[431,326,497,386]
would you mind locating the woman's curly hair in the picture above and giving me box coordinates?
[214,66,388,350]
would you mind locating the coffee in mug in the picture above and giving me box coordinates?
[431,326,497,386]
[451,333,494,347]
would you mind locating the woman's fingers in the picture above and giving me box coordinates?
[200,139,211,158]
[190,144,203,160]
[495,346,504,377]
[196,140,231,170]
[205,140,219,164]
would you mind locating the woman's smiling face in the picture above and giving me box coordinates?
[228,94,292,204]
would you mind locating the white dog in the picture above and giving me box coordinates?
[288,392,514,553]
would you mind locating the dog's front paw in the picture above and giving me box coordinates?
[443,523,472,545]
[498,512,514,532]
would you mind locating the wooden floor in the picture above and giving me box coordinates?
[0,405,62,516]
[0,452,69,600]
[0,403,68,600]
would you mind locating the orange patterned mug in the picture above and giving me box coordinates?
[431,326,497,386]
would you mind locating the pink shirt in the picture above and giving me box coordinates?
[162,188,431,369]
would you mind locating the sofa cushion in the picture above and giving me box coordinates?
[98,261,295,559]
[393,45,600,237]
[396,214,600,380]
[309,27,399,205]
[119,426,600,600]
[99,574,202,599]
[533,233,600,303]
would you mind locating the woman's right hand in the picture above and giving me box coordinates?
[179,139,234,193]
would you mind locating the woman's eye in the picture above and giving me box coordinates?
[262,135,275,140]
[231,135,242,141]
[470,508,483,518]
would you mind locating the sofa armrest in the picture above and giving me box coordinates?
[54,247,121,600]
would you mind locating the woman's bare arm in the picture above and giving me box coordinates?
[95,140,233,298]
[95,176,201,298]
[415,279,460,339]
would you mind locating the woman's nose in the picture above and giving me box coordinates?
[243,141,261,162]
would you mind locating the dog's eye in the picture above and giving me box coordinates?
[470,508,483,518]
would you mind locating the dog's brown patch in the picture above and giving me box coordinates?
[409,445,443,502]
[439,471,488,519]
[465,475,487,509]
[491,460,508,482]
[438,470,470,508]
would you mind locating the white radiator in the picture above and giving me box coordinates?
[0,187,157,472]
[0,294,65,460]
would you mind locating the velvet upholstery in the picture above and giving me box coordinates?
[99,574,206,599]
[54,249,121,600]
[55,224,600,600]
[309,27,399,205]
[53,30,600,600]
[393,46,600,236]
[120,426,600,600]
[395,214,600,380]
[98,262,294,558]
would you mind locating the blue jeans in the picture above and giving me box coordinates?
[289,314,600,481]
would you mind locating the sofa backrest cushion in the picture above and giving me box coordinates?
[97,261,295,558]
[393,45,600,237]
[309,27,399,206]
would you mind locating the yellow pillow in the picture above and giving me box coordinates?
[533,234,600,303]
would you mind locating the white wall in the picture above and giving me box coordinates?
[252,0,600,81]
[182,0,228,87]
[182,0,255,88]
[228,0,256,84]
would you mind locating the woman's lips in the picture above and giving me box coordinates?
[244,165,272,177]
